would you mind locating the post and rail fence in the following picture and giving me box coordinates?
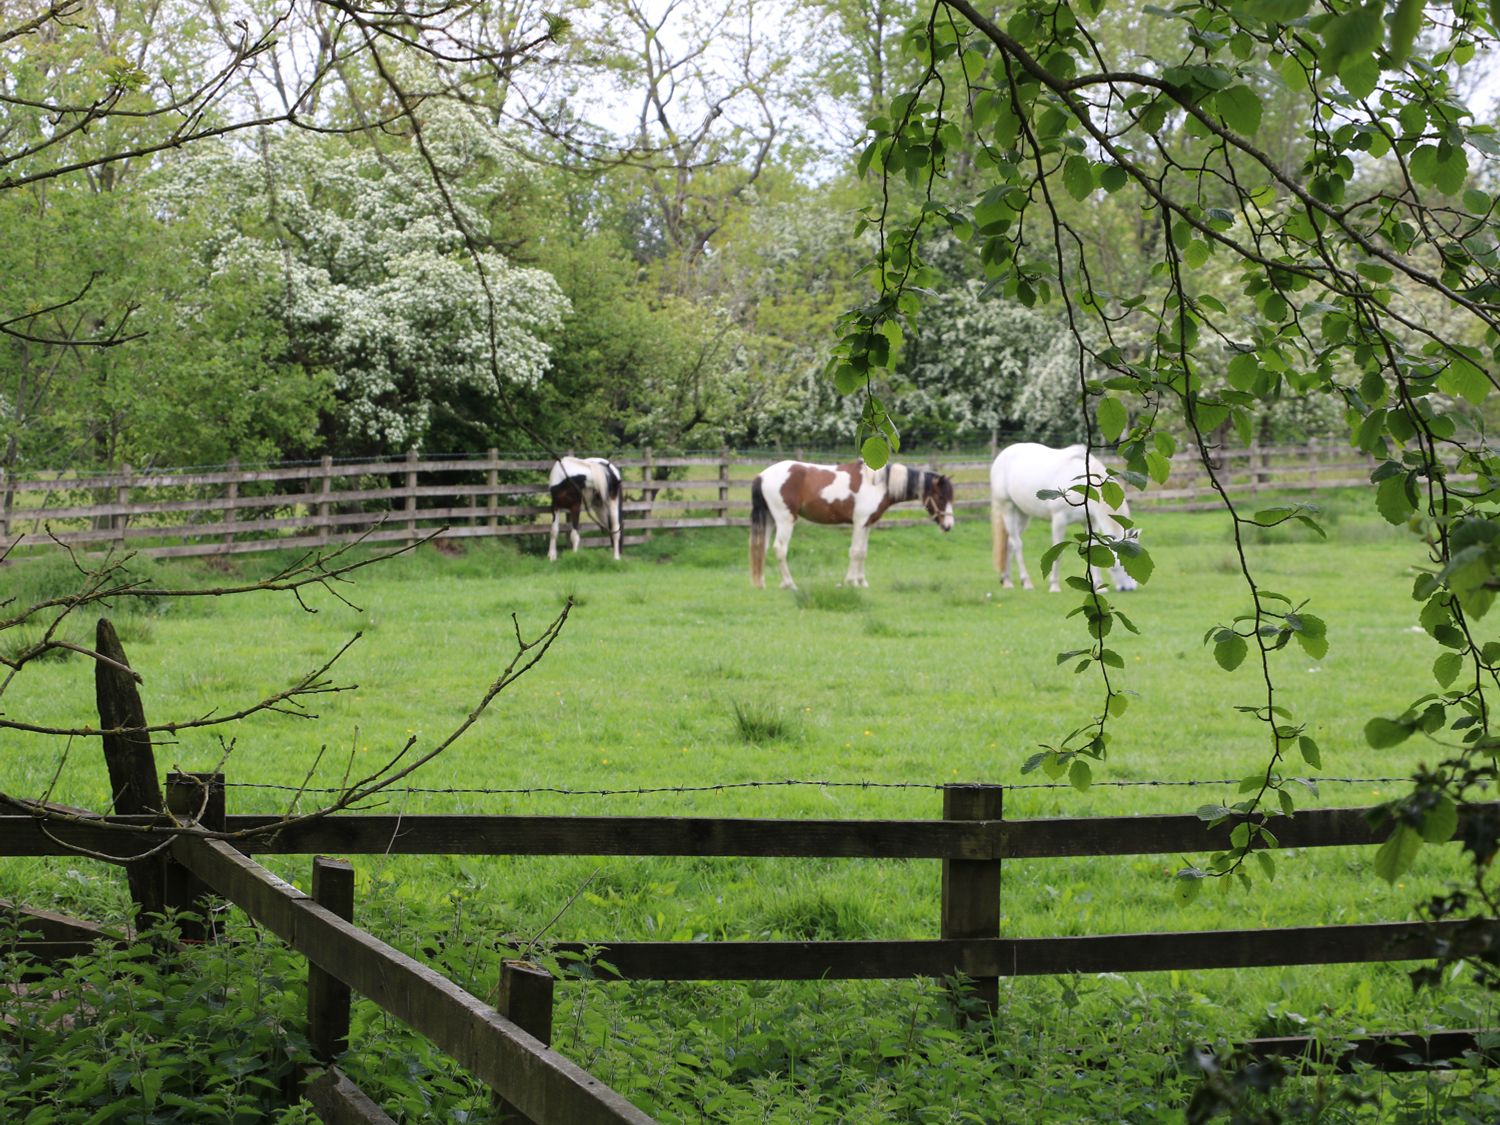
[0,439,1381,560]
[5,782,1499,1120]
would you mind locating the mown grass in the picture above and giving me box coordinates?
[3,500,1498,1121]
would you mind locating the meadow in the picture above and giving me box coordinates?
[3,497,1497,1122]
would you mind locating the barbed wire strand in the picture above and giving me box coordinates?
[221,775,1417,800]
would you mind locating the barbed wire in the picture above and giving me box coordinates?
[221,775,1417,800]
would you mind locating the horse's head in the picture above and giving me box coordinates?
[924,473,956,532]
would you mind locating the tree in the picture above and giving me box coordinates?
[0,1,577,902]
[164,115,569,457]
[838,0,1500,985]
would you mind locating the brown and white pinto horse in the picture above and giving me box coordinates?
[749,459,955,589]
[548,456,624,560]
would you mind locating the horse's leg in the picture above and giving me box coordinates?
[773,515,798,589]
[547,508,561,561]
[1009,511,1035,590]
[845,523,871,587]
[568,506,582,553]
[998,503,1018,589]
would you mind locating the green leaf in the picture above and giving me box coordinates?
[1340,54,1380,99]
[1173,868,1204,906]
[1097,396,1128,441]
[1214,85,1263,135]
[1120,546,1154,584]
[1434,142,1469,196]
[1291,612,1328,659]
[1214,632,1248,671]
[861,435,889,470]
[1099,164,1128,192]
[1319,2,1383,78]
[1068,758,1092,791]
[1298,735,1322,768]
[1373,822,1422,883]
[1433,651,1464,687]
[1063,155,1095,201]
[1387,0,1423,67]
[1420,796,1458,844]
[1364,716,1413,749]
[1438,357,1490,406]
[1254,850,1276,881]
[1375,473,1416,525]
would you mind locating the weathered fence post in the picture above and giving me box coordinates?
[493,960,556,1123]
[718,447,730,524]
[405,448,420,545]
[640,446,657,523]
[318,455,333,546]
[485,448,499,532]
[941,784,1002,1016]
[95,618,165,921]
[164,771,225,942]
[308,857,355,1062]
[223,458,239,552]
[115,463,131,550]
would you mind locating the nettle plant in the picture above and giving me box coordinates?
[832,0,1500,980]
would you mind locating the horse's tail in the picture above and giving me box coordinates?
[604,462,624,555]
[992,491,1009,576]
[749,477,769,587]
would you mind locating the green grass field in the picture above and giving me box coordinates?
[4,499,1497,1121]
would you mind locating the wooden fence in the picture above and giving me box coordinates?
[0,440,1375,559]
[5,785,1498,1102]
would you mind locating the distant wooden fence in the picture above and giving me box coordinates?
[0,440,1375,559]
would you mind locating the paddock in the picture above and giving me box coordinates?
[3,502,1492,1119]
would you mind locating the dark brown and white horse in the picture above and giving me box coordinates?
[548,456,624,561]
[749,459,955,589]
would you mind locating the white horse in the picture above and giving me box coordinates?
[990,442,1137,593]
[749,458,955,589]
[547,456,624,561]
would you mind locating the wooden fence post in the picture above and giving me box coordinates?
[224,459,239,552]
[485,448,499,532]
[115,463,131,550]
[494,960,555,1123]
[318,455,333,546]
[308,857,355,1062]
[405,448,419,545]
[95,618,165,921]
[941,784,1002,1016]
[164,772,225,942]
[718,447,730,524]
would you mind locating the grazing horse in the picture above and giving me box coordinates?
[749,459,955,589]
[548,456,624,561]
[990,442,1137,593]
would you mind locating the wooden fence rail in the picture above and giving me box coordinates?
[170,834,654,1125]
[0,440,1383,559]
[0,803,1444,861]
[6,798,1498,986]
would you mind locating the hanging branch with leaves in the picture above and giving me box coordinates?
[836,0,1500,982]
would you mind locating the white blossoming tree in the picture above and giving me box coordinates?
[165,108,569,455]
